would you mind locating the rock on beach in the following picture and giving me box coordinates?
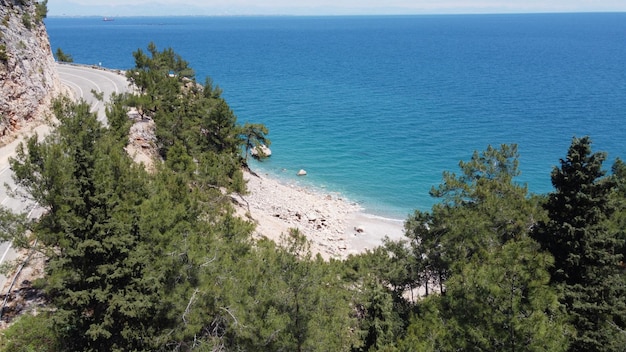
[238,171,405,259]
[251,144,272,157]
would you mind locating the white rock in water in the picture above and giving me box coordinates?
[297,169,307,176]
[251,144,272,157]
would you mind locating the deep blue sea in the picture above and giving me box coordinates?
[45,14,626,219]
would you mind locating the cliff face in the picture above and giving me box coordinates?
[0,0,61,142]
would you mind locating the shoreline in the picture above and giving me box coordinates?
[239,170,406,259]
[344,211,405,256]
[248,161,414,221]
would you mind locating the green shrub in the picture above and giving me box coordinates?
[35,0,48,22]
[54,48,73,63]
[21,12,31,30]
[30,278,47,290]
[0,45,8,61]
[0,312,59,352]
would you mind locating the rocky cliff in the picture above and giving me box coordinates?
[0,0,61,144]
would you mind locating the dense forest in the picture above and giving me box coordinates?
[1,45,625,351]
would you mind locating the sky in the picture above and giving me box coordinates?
[48,0,626,17]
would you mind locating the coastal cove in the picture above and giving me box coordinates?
[2,4,626,348]
[46,13,626,218]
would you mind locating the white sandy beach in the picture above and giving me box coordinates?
[238,170,406,259]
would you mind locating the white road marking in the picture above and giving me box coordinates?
[58,64,127,95]
[0,243,12,266]
[58,68,103,93]
[58,71,103,111]
[1,186,17,206]
[27,204,38,218]
[60,78,84,98]
[96,70,123,94]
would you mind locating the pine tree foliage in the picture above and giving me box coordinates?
[533,136,626,351]
[396,297,451,352]
[441,238,571,351]
[158,228,359,351]
[394,144,571,351]
[403,144,544,292]
[10,98,168,351]
[0,312,58,351]
[609,158,626,264]
[342,246,415,351]
[398,240,573,352]
[125,43,265,193]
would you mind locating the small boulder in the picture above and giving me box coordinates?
[251,144,272,157]
[354,226,365,233]
[297,169,307,176]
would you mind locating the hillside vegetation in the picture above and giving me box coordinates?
[1,44,625,351]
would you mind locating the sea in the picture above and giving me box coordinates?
[45,13,626,220]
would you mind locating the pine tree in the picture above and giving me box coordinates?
[533,136,626,351]
[241,122,270,162]
[404,144,544,293]
[397,238,573,352]
[609,158,626,264]
[236,231,357,351]
[394,144,572,351]
[10,98,170,351]
[448,238,571,351]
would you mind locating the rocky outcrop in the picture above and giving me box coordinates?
[251,144,271,158]
[125,115,158,173]
[0,0,61,144]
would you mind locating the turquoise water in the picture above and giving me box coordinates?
[45,14,626,219]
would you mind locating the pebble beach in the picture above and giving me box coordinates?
[239,170,406,259]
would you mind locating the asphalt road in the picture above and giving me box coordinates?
[56,63,130,123]
[0,63,130,290]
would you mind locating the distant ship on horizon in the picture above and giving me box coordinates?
[103,17,114,21]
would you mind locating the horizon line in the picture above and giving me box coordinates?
[47,10,626,18]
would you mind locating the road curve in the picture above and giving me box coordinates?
[56,63,131,123]
[0,64,131,290]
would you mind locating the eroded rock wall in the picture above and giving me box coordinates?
[0,0,60,142]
